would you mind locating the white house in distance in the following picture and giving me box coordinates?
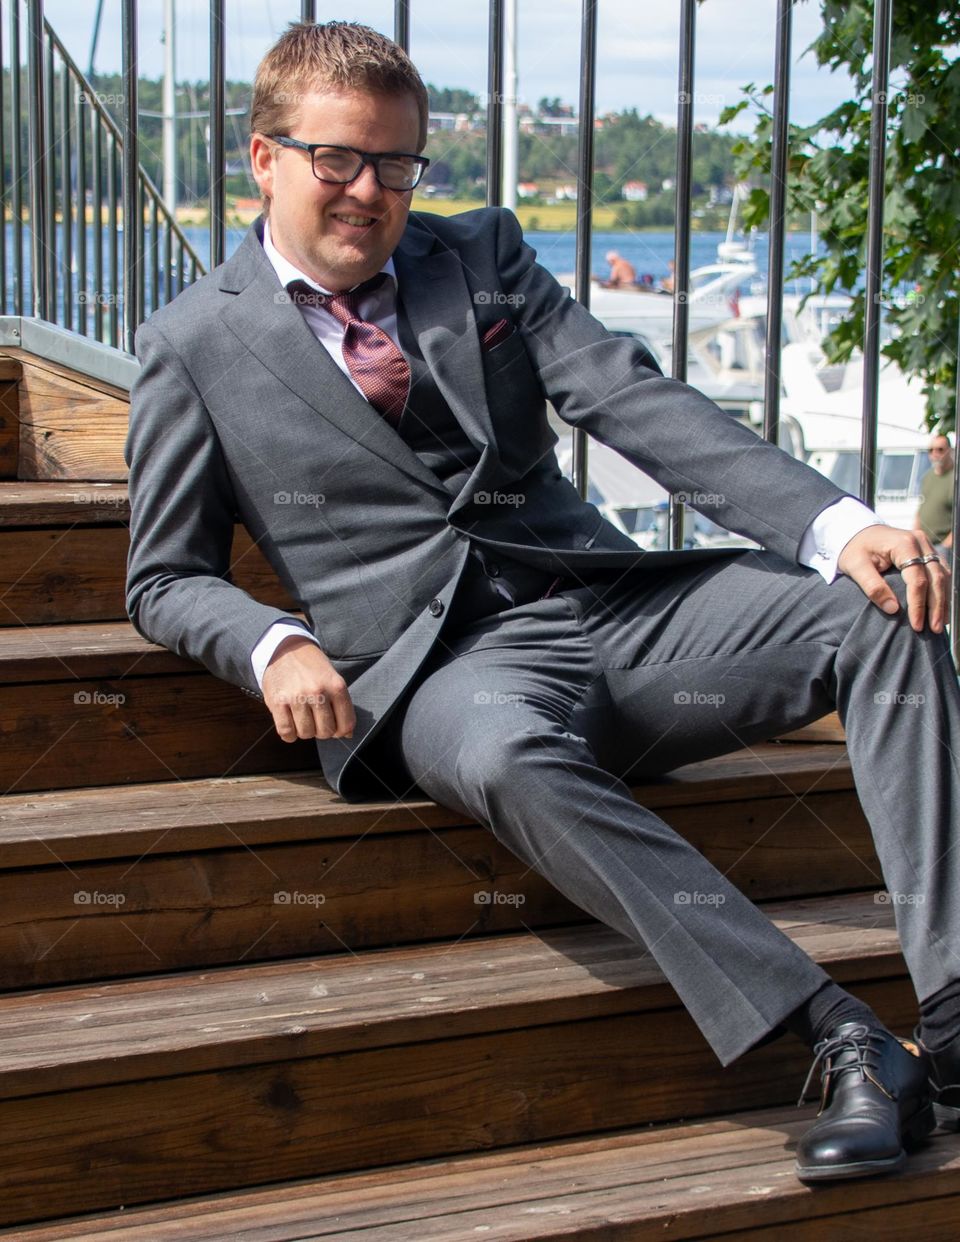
[622,181,648,202]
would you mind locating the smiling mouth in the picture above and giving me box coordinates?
[331,213,377,228]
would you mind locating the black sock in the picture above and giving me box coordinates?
[919,979,960,1052]
[783,981,880,1050]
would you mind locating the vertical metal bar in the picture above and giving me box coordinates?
[136,174,145,324]
[121,0,138,351]
[0,6,7,316]
[300,1,316,21]
[860,0,893,509]
[763,0,793,448]
[10,0,23,313]
[209,0,225,268]
[75,84,87,335]
[107,128,118,346]
[150,191,159,314]
[44,30,55,319]
[951,328,960,668]
[176,237,184,294]
[571,0,597,501]
[668,0,696,549]
[92,106,103,340]
[394,0,410,52]
[164,216,172,304]
[485,0,503,208]
[60,60,72,331]
[26,0,46,317]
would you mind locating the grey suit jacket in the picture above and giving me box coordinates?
[125,207,846,798]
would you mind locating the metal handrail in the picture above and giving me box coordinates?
[2,2,205,346]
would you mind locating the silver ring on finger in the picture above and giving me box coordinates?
[897,556,926,572]
[920,554,942,566]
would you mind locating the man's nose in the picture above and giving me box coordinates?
[344,160,384,203]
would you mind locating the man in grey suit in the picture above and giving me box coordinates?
[125,20,960,1183]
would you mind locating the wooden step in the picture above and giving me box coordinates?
[0,363,20,479]
[0,481,293,624]
[0,620,315,790]
[0,744,878,987]
[8,1103,960,1241]
[0,893,916,1224]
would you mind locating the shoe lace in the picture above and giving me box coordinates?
[797,1023,893,1110]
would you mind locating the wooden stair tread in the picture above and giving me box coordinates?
[0,480,128,525]
[0,741,852,869]
[0,619,196,680]
[9,1102,959,1240]
[0,892,901,1100]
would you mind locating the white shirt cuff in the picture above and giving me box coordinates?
[251,621,321,690]
[798,497,883,583]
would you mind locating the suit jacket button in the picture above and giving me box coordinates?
[429,598,444,617]
[486,561,502,578]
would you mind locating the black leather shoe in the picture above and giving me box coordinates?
[795,1021,934,1182]
[914,1028,960,1130]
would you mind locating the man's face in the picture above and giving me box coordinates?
[251,88,421,291]
[929,437,953,472]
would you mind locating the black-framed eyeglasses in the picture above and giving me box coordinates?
[266,136,430,191]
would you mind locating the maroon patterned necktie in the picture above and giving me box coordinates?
[287,273,410,427]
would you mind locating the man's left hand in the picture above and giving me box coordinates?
[837,524,951,633]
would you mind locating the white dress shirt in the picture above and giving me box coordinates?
[250,219,880,690]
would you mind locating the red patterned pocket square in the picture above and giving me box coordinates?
[481,317,514,351]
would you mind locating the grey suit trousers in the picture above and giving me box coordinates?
[381,550,960,1066]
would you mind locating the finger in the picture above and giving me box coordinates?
[899,562,929,632]
[848,557,901,616]
[912,535,950,633]
[326,678,356,739]
[271,701,300,743]
[296,689,336,739]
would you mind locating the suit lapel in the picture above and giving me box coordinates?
[218,222,449,499]
[392,232,497,461]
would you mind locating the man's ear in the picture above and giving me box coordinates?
[249,134,274,199]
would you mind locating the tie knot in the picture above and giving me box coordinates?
[285,272,388,327]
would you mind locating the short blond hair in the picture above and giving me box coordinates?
[251,20,428,149]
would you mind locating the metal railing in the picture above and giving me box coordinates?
[4,1,954,651]
[2,0,203,351]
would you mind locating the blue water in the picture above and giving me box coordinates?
[2,220,819,324]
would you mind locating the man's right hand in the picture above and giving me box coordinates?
[261,635,356,741]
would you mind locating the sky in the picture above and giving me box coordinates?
[42,0,854,130]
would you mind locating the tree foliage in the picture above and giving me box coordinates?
[721,0,960,428]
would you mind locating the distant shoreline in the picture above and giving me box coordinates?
[4,199,808,236]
